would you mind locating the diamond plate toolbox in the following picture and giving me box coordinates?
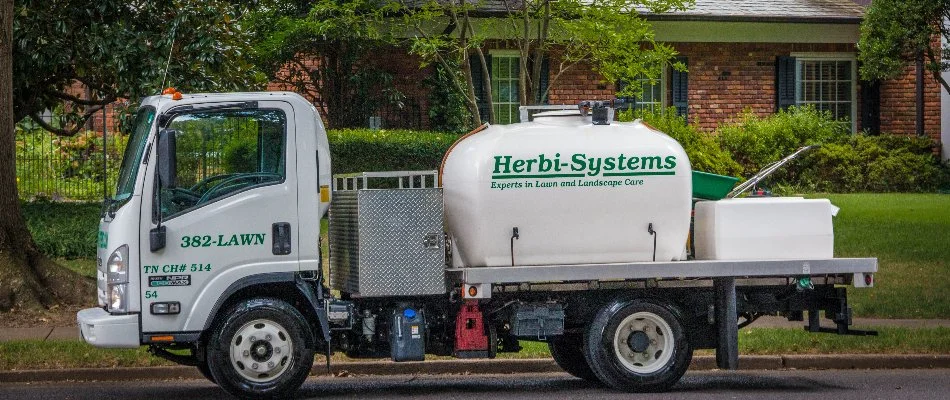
[329,188,445,297]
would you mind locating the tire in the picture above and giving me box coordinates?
[582,298,692,392]
[196,361,216,383]
[548,334,600,383]
[207,298,315,399]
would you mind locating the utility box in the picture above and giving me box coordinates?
[693,197,837,260]
[510,303,565,338]
[329,171,446,297]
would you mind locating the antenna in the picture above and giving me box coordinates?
[159,24,179,93]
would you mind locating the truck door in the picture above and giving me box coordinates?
[139,101,299,334]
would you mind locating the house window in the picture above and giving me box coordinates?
[795,57,856,130]
[627,76,663,113]
[617,69,666,114]
[491,53,520,124]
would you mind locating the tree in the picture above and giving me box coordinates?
[398,0,692,126]
[0,1,264,311]
[858,0,950,93]
[249,0,406,128]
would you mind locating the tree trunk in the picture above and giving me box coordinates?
[0,0,94,311]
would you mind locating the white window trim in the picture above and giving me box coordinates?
[488,50,521,124]
[488,49,521,57]
[791,52,857,132]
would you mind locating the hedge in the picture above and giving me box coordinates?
[327,129,461,174]
[23,201,102,259]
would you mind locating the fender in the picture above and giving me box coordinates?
[200,271,330,346]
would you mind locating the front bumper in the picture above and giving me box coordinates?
[77,308,140,348]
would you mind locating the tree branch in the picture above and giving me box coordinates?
[924,45,950,94]
[44,90,114,106]
[29,104,106,137]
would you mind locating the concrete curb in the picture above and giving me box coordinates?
[1,355,948,383]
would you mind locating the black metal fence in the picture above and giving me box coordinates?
[15,127,126,202]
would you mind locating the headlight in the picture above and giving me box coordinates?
[106,245,129,313]
[109,283,127,312]
[107,245,129,284]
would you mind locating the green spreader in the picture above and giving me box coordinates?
[692,170,739,200]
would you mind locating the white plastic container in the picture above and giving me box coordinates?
[693,197,837,260]
[441,115,692,267]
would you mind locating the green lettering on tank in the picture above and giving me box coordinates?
[490,153,677,180]
[488,152,679,191]
[97,231,108,249]
[179,233,267,248]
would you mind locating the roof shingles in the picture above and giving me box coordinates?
[642,0,865,21]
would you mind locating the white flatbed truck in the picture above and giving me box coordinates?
[78,92,877,399]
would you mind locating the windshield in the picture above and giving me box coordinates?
[114,107,156,202]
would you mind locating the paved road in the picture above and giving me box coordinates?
[1,369,948,399]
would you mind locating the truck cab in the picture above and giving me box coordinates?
[79,92,331,390]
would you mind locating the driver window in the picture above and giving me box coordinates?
[160,109,286,218]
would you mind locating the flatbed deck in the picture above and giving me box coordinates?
[448,258,877,284]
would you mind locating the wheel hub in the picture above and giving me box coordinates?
[612,311,675,374]
[626,330,650,353]
[251,341,273,362]
[229,319,293,383]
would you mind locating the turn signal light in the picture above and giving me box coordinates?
[467,286,478,297]
[150,335,174,342]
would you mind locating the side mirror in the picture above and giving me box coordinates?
[158,129,177,189]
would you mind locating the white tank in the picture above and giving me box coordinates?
[441,113,692,267]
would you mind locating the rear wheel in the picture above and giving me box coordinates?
[583,299,692,392]
[548,334,600,383]
[207,298,314,399]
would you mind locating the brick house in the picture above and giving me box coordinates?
[342,0,942,148]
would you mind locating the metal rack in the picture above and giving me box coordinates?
[333,170,439,191]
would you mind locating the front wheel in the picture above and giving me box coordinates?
[207,298,315,399]
[583,298,692,392]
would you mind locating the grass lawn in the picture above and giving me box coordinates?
[817,193,950,319]
[56,258,96,279]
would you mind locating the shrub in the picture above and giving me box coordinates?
[23,200,102,259]
[425,63,472,134]
[618,107,742,176]
[795,135,950,193]
[327,129,461,174]
[717,106,849,177]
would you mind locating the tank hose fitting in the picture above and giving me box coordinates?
[647,223,657,262]
[510,227,520,266]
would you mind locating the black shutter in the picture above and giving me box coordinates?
[671,56,688,118]
[860,80,881,135]
[470,53,492,122]
[537,56,550,104]
[775,55,797,112]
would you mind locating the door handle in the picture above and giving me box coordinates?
[272,222,292,255]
